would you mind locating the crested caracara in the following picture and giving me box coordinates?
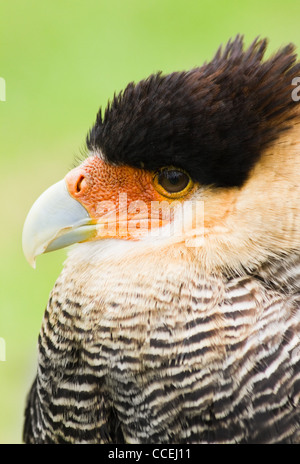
[22,36,300,444]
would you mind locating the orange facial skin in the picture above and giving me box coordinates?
[65,155,169,240]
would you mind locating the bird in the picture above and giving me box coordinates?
[22,35,300,444]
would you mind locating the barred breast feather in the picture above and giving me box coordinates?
[23,243,300,444]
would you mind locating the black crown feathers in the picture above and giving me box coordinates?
[87,35,300,187]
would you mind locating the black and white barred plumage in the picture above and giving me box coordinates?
[24,249,300,443]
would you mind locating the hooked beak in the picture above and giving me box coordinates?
[22,179,97,268]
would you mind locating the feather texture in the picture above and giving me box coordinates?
[87,36,300,187]
[23,243,300,444]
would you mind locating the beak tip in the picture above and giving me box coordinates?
[22,242,37,269]
[22,224,37,269]
[22,178,94,267]
[27,256,37,269]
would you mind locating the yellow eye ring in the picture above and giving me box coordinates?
[152,167,194,199]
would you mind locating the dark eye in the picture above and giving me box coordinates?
[158,169,189,192]
[153,167,193,198]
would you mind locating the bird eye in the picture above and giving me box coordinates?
[153,167,193,198]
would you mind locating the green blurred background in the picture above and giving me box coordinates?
[1,0,300,444]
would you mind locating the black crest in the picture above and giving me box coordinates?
[87,36,300,187]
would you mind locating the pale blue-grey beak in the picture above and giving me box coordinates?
[22,179,96,268]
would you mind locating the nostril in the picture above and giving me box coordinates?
[65,168,90,197]
[76,175,86,193]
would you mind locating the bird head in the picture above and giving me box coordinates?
[22,36,300,273]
